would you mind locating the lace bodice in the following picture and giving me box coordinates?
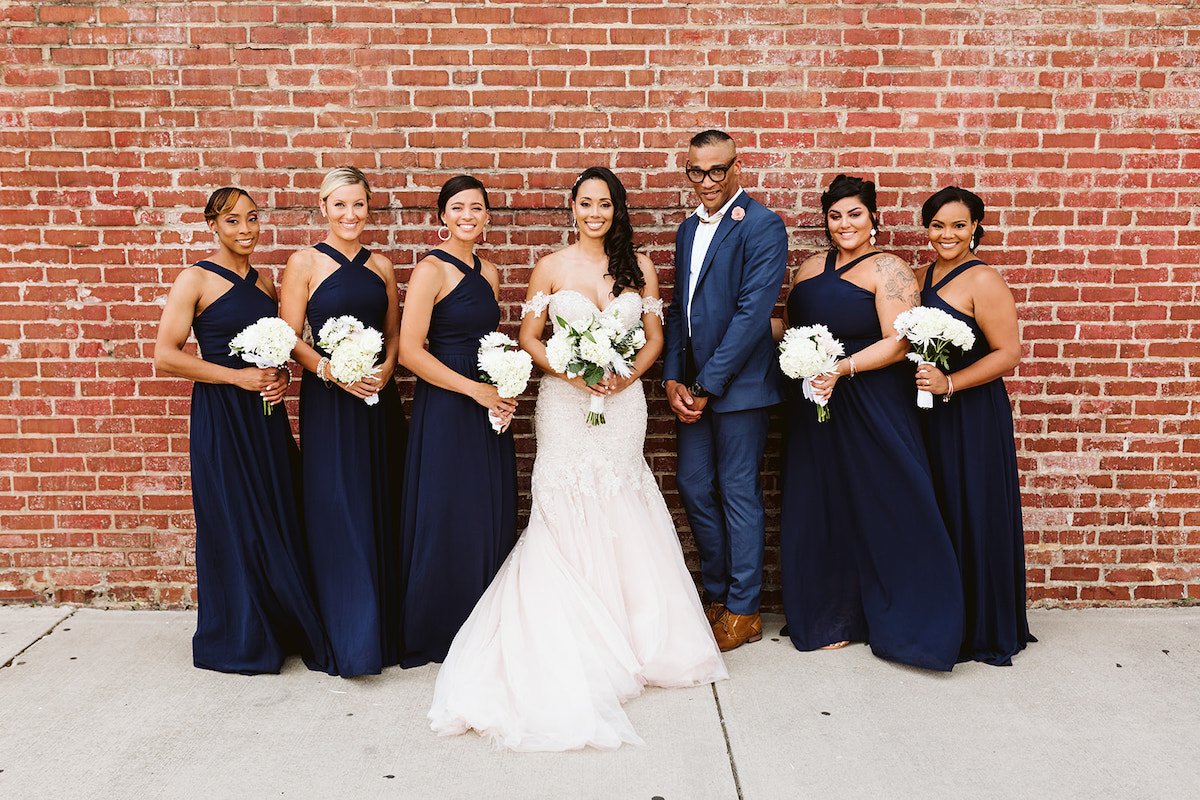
[522,290,661,524]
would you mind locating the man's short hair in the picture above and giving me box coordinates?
[689,129,735,150]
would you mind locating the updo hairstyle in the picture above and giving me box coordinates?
[921,186,986,251]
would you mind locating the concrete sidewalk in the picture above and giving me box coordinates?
[1,607,1197,799]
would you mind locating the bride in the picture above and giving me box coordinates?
[428,166,728,751]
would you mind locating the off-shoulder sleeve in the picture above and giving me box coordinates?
[521,291,551,318]
[640,296,664,322]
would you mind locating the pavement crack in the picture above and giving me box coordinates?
[712,682,745,800]
[0,608,78,670]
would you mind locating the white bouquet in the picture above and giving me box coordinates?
[892,306,976,409]
[477,331,532,433]
[228,316,297,415]
[545,309,645,425]
[317,315,385,406]
[778,323,844,422]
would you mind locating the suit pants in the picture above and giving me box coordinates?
[675,405,770,616]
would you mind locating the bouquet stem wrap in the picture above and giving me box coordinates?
[916,360,934,409]
[801,377,832,422]
[587,394,606,426]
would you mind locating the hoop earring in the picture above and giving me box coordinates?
[437,225,451,242]
[870,228,877,247]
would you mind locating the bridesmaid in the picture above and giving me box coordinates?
[777,174,965,671]
[915,186,1034,666]
[279,167,407,677]
[153,187,332,674]
[397,175,519,668]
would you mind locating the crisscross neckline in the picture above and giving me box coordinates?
[924,259,985,293]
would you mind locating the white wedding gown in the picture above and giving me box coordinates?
[428,290,728,751]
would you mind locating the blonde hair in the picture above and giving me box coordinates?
[319,166,372,203]
[203,187,255,223]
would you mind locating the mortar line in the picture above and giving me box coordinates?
[712,682,745,800]
[0,607,77,670]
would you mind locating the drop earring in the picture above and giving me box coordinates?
[437,225,451,242]
[870,228,877,247]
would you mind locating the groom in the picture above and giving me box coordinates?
[663,129,788,652]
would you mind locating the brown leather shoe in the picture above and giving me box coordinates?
[713,611,763,652]
[704,602,726,626]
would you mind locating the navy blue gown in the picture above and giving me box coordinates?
[780,250,965,672]
[920,260,1034,666]
[299,243,407,677]
[187,260,333,675]
[399,249,518,668]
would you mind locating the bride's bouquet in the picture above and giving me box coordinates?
[317,315,385,406]
[892,306,976,408]
[477,331,533,433]
[545,309,645,425]
[778,323,844,422]
[228,316,297,415]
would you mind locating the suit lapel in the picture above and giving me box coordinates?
[677,214,699,316]
[693,193,751,295]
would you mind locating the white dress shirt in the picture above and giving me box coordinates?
[687,188,744,336]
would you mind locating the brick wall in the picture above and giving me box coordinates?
[2,0,1198,608]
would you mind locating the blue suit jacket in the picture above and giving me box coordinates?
[663,192,788,413]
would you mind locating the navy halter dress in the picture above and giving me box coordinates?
[780,250,965,671]
[299,243,407,677]
[920,259,1034,666]
[398,248,518,668]
[187,260,332,675]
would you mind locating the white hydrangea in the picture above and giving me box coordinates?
[579,334,618,369]
[778,325,842,380]
[893,306,976,368]
[542,312,648,425]
[477,332,532,399]
[315,315,384,405]
[316,315,363,352]
[544,330,574,374]
[778,324,845,422]
[327,328,383,386]
[228,316,296,369]
[228,316,298,415]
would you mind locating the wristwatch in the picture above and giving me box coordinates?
[689,381,709,398]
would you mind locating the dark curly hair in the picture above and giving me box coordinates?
[820,174,878,244]
[921,186,986,251]
[571,166,644,298]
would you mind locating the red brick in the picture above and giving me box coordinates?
[0,2,1195,610]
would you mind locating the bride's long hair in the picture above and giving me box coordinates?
[571,166,644,298]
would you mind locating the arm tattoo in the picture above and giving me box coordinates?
[876,255,921,305]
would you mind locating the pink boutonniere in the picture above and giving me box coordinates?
[731,207,745,221]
